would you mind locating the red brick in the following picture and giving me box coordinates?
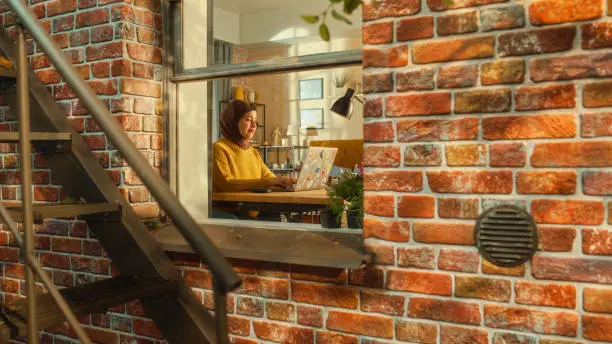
[517,171,577,195]
[437,64,478,88]
[409,297,481,325]
[366,242,395,266]
[484,114,576,141]
[398,195,435,218]
[440,325,488,344]
[445,143,487,166]
[455,276,511,301]
[437,11,478,35]
[539,339,586,344]
[584,287,612,313]
[396,67,434,91]
[86,42,123,61]
[439,249,479,272]
[530,52,612,82]
[582,21,612,49]
[134,0,160,11]
[364,171,422,192]
[413,222,475,245]
[515,281,576,309]
[36,69,61,84]
[438,198,479,219]
[363,218,410,242]
[538,226,576,252]
[428,0,507,11]
[127,43,162,64]
[516,84,576,111]
[227,316,250,336]
[397,247,436,269]
[112,59,131,77]
[584,81,612,108]
[290,266,345,284]
[404,144,442,166]
[493,333,537,344]
[76,8,109,28]
[396,321,437,344]
[583,228,612,254]
[363,0,420,20]
[71,256,110,275]
[237,276,289,299]
[360,290,404,315]
[396,16,434,41]
[364,97,382,118]
[237,296,264,317]
[532,141,612,167]
[364,121,393,143]
[364,194,394,217]
[88,80,118,95]
[530,0,603,25]
[485,304,578,336]
[363,21,393,44]
[364,146,401,167]
[387,92,451,116]
[398,118,478,142]
[51,237,82,254]
[91,25,114,43]
[387,270,452,296]
[47,0,77,16]
[584,171,612,195]
[499,26,576,57]
[121,78,161,97]
[292,281,357,309]
[583,314,612,342]
[533,256,612,284]
[39,252,70,269]
[481,5,526,31]
[34,187,59,202]
[252,321,313,344]
[53,15,75,32]
[428,170,513,194]
[316,332,358,344]
[326,310,393,338]
[482,59,525,85]
[297,305,322,327]
[69,30,89,47]
[412,36,495,64]
[455,89,511,113]
[532,199,605,225]
[363,73,393,93]
[582,112,612,137]
[91,61,110,78]
[363,46,408,68]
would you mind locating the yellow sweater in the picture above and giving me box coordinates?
[212,137,276,192]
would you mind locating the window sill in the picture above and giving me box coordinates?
[153,219,369,269]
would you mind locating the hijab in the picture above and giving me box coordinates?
[219,100,256,150]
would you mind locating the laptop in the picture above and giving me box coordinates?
[271,147,338,192]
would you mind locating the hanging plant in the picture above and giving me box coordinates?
[302,0,454,41]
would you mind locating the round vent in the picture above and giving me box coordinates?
[475,205,538,267]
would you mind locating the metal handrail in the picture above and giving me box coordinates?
[4,0,240,293]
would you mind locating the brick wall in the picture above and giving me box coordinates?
[1,0,611,343]
[0,0,165,342]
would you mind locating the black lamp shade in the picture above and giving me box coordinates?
[331,88,355,119]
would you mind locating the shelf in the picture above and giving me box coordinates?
[258,146,309,150]
[270,168,294,172]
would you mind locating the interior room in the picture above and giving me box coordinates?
[208,0,364,227]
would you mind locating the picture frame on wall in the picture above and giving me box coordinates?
[300,108,324,129]
[299,78,323,100]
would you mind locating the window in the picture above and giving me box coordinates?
[163,0,366,266]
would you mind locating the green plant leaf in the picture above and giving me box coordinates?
[319,23,330,41]
[343,0,361,15]
[331,9,352,25]
[300,15,319,24]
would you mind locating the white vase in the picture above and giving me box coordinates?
[247,91,255,103]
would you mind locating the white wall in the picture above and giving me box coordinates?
[214,7,241,44]
[179,0,209,222]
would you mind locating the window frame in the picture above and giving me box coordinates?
[160,0,368,269]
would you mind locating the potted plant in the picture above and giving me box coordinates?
[325,167,363,229]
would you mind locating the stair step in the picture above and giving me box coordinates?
[0,276,177,341]
[6,202,119,222]
[0,132,71,142]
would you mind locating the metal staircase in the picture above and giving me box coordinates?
[0,1,241,343]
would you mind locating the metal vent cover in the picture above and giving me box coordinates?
[474,205,538,267]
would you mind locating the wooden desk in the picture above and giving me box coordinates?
[212,189,328,212]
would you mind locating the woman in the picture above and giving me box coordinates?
[213,100,293,219]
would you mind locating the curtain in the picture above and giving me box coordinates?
[212,39,233,141]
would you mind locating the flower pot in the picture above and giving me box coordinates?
[320,208,341,228]
[347,210,362,229]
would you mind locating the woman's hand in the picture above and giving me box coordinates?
[267,177,295,188]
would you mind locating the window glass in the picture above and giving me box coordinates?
[212,0,362,65]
